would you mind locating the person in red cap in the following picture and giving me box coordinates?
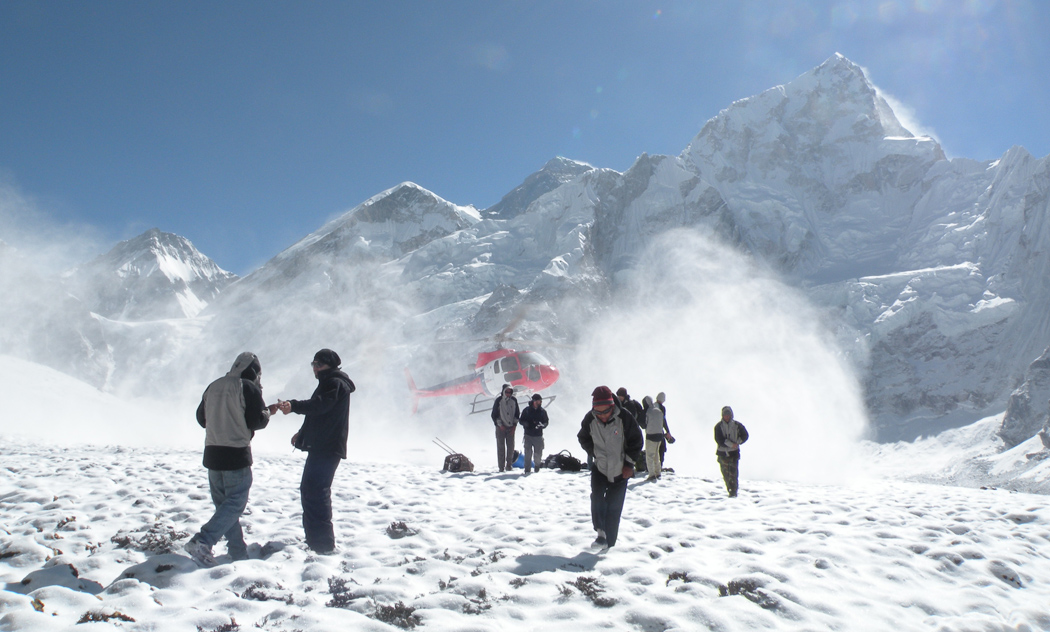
[577,385,643,551]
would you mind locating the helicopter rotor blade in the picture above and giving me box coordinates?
[499,338,577,349]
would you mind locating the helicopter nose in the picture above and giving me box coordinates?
[539,364,560,388]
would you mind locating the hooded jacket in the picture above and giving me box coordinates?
[714,414,749,459]
[490,394,520,428]
[291,367,356,458]
[641,395,669,439]
[196,352,270,470]
[577,400,643,483]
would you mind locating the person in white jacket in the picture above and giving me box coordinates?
[641,394,673,480]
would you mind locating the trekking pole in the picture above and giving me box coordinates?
[435,438,461,454]
[432,438,455,455]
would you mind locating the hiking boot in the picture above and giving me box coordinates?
[311,546,338,556]
[592,535,608,548]
[184,539,216,567]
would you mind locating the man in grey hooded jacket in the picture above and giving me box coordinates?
[714,405,749,497]
[185,352,275,566]
[490,384,520,472]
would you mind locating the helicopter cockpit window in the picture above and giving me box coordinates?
[505,371,522,382]
[517,352,550,367]
[527,365,540,381]
[500,357,520,372]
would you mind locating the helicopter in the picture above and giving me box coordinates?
[405,346,561,414]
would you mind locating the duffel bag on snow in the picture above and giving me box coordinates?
[546,450,583,472]
[443,453,474,472]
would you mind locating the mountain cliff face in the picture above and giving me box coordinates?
[13,54,1050,446]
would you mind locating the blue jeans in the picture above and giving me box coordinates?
[301,452,341,552]
[590,470,629,546]
[197,467,252,559]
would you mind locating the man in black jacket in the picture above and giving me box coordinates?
[186,352,275,567]
[616,387,646,471]
[519,393,549,474]
[278,348,356,554]
[578,385,643,551]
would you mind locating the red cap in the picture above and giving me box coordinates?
[592,385,615,407]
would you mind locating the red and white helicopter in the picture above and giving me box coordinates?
[405,340,561,414]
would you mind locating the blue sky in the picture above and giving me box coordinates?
[2,0,1048,275]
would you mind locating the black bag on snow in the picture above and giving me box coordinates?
[545,450,583,472]
[443,453,474,472]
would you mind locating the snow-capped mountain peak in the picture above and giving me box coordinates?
[270,181,482,265]
[66,228,236,320]
[485,157,596,220]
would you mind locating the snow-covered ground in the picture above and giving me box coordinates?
[3,441,1049,632]
[4,352,1050,631]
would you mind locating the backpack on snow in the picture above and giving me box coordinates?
[443,453,475,473]
[544,450,583,472]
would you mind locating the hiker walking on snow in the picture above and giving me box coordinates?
[616,387,646,472]
[615,387,645,430]
[519,393,549,474]
[186,352,277,567]
[714,405,749,497]
[644,392,675,469]
[578,385,643,551]
[641,394,674,481]
[278,348,356,554]
[491,384,520,472]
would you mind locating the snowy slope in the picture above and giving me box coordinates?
[1,441,1048,632]
[0,355,196,449]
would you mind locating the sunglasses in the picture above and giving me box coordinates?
[592,405,614,417]
[310,361,325,368]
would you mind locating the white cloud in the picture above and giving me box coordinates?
[0,177,106,273]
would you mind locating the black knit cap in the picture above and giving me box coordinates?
[313,348,341,368]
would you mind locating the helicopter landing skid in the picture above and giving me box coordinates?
[469,394,557,415]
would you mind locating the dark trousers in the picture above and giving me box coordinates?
[495,425,516,471]
[589,470,629,546]
[717,453,740,496]
[301,452,341,552]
